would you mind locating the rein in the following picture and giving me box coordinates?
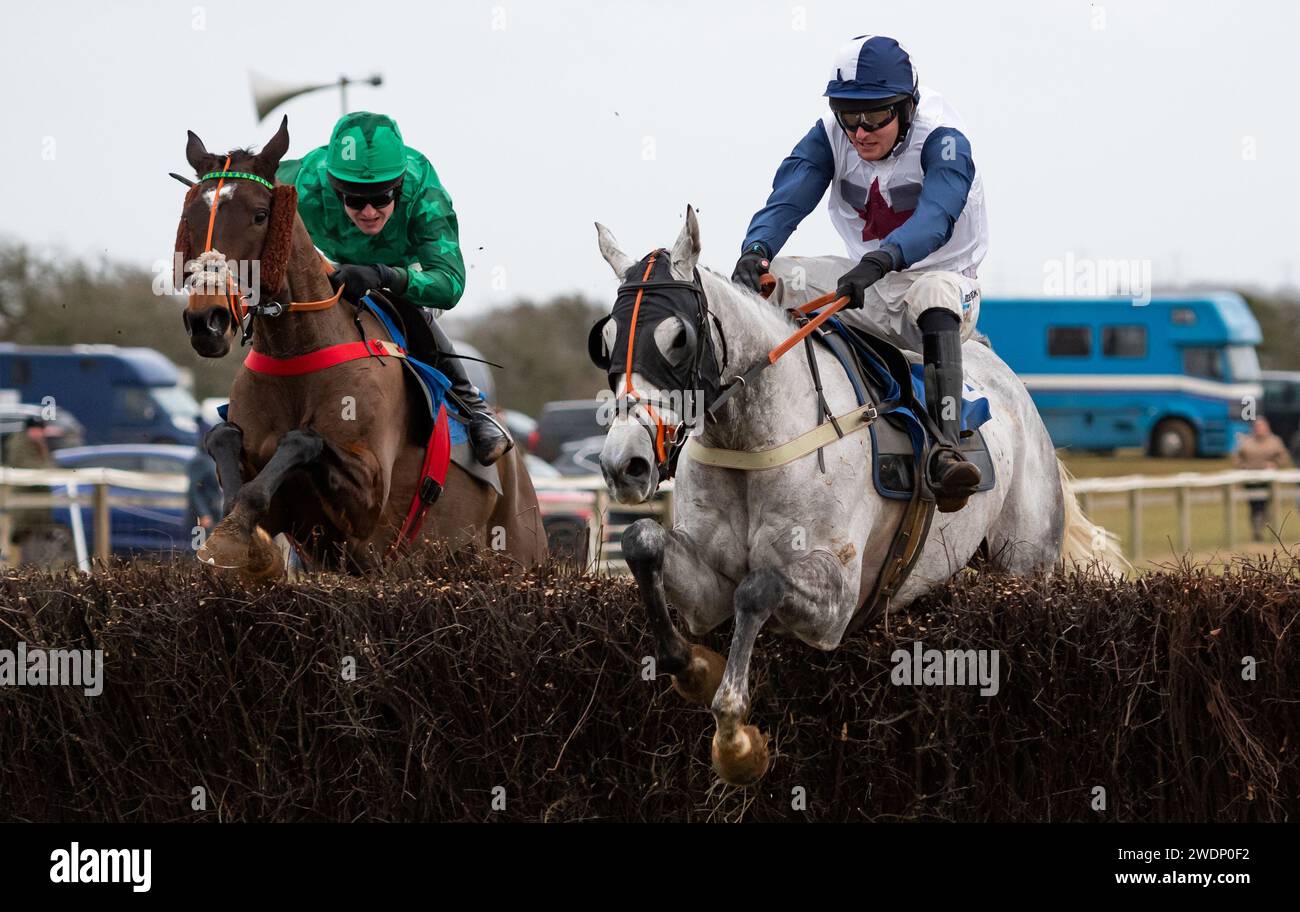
[597,258,853,483]
[181,156,343,343]
[704,286,851,420]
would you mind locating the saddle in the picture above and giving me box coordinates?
[805,317,996,630]
[803,319,993,497]
[815,320,996,502]
[361,289,441,368]
[358,292,502,496]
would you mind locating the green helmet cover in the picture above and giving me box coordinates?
[325,112,407,184]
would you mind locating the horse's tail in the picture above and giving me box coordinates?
[1056,458,1131,575]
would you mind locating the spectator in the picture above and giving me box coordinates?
[2,416,56,561]
[1233,417,1293,542]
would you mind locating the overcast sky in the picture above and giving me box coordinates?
[2,0,1295,314]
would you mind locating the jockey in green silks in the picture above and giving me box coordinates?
[276,111,512,467]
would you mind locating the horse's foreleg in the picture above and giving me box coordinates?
[622,519,725,706]
[711,551,846,786]
[199,429,324,576]
[710,567,780,785]
[204,421,245,517]
[225,429,325,529]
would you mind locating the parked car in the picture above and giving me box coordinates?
[1261,370,1300,458]
[49,444,197,556]
[551,435,605,476]
[452,339,496,404]
[503,409,538,449]
[199,397,227,429]
[524,453,560,479]
[520,453,593,563]
[531,399,605,462]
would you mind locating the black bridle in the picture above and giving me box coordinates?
[589,248,866,488]
[588,249,729,482]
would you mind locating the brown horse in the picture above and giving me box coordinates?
[175,117,545,577]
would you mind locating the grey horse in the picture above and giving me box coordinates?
[593,207,1125,786]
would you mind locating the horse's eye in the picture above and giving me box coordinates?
[252,209,269,225]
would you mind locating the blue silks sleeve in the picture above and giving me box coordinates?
[882,127,975,268]
[741,121,835,257]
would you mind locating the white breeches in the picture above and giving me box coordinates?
[764,255,981,351]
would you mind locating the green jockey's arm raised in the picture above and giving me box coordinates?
[276,112,511,466]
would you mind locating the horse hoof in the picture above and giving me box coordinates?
[711,725,771,786]
[672,645,726,705]
[197,520,251,570]
[238,527,285,583]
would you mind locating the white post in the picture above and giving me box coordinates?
[1128,489,1143,563]
[0,482,11,568]
[1223,482,1235,549]
[1177,486,1191,553]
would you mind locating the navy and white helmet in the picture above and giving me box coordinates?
[824,35,919,107]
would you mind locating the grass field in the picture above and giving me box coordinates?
[1057,449,1299,569]
[1058,450,1235,478]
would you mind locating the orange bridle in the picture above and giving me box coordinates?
[190,156,342,331]
[620,251,673,466]
[604,256,852,480]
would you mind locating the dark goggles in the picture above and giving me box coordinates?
[835,105,899,134]
[337,183,401,211]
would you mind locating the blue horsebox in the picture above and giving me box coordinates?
[977,293,1262,457]
[0,344,201,447]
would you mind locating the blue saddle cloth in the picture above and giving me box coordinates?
[360,296,466,446]
[908,362,991,433]
[217,298,467,447]
[819,315,994,499]
[823,316,990,442]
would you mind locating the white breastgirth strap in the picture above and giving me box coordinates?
[686,404,878,471]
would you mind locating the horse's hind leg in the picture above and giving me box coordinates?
[199,429,324,578]
[712,551,846,786]
[622,519,725,706]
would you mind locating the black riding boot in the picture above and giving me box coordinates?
[424,312,513,466]
[919,309,982,513]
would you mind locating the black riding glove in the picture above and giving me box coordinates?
[731,243,772,293]
[329,263,407,301]
[835,249,896,309]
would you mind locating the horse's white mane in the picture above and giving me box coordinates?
[696,265,803,338]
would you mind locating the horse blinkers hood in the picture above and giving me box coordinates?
[587,249,724,479]
[588,250,718,397]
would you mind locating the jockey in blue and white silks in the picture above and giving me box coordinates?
[732,34,987,512]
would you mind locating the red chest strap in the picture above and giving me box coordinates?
[242,336,450,559]
[243,338,406,376]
